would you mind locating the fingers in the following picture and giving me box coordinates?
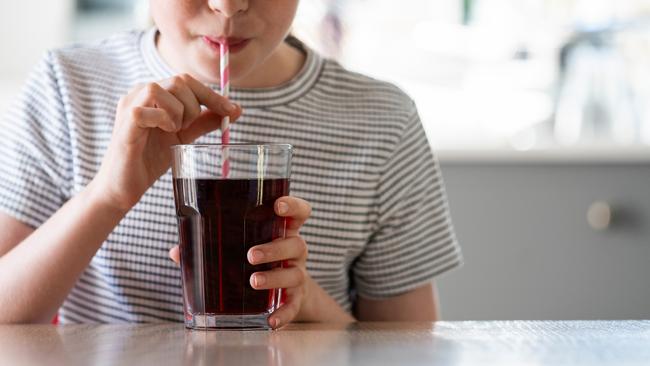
[274,197,312,237]
[250,266,305,290]
[156,74,238,120]
[123,75,241,139]
[131,107,177,132]
[158,76,202,128]
[169,245,180,265]
[246,231,309,329]
[268,288,303,329]
[137,83,185,130]
[248,236,308,265]
[178,73,238,116]
[122,83,184,139]
[178,107,242,144]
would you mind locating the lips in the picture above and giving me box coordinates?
[203,36,251,53]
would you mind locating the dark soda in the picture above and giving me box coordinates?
[173,178,289,316]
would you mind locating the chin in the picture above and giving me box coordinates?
[192,62,224,85]
[194,53,255,87]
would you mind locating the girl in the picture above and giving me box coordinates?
[0,0,462,327]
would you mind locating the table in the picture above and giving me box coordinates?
[1,321,649,365]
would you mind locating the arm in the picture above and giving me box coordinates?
[0,184,128,323]
[349,101,461,324]
[298,276,356,323]
[0,215,33,257]
[355,283,439,321]
[0,74,240,324]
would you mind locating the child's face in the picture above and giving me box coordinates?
[151,0,299,85]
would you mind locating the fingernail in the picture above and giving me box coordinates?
[225,103,236,112]
[270,317,279,328]
[249,250,264,263]
[277,202,289,215]
[252,274,266,287]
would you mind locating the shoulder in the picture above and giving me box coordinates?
[316,59,417,121]
[42,29,146,82]
[49,29,143,63]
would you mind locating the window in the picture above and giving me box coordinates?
[294,0,650,150]
[2,0,649,151]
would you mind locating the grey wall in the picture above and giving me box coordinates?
[435,161,650,320]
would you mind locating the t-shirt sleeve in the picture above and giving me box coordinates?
[352,102,463,299]
[0,51,72,228]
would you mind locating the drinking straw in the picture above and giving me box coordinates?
[220,41,231,178]
[218,41,229,316]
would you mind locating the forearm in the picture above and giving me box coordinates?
[355,283,439,322]
[0,180,128,323]
[299,277,356,323]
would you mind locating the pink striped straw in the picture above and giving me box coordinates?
[220,41,230,178]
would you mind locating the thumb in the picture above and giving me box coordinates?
[169,245,180,266]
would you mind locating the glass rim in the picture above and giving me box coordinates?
[171,143,293,151]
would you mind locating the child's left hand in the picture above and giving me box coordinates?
[169,196,312,329]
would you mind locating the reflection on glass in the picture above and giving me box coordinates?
[182,323,353,366]
[184,332,279,366]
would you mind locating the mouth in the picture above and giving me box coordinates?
[202,36,251,54]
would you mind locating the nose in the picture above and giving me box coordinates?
[208,0,249,17]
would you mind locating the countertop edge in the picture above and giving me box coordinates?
[436,147,650,164]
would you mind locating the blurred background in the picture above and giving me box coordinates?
[1,0,649,320]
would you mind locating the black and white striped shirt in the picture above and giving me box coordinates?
[0,28,462,323]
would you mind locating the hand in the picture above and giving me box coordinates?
[247,196,312,328]
[169,196,312,329]
[91,74,242,212]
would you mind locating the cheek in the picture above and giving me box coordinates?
[150,0,199,38]
[260,0,299,38]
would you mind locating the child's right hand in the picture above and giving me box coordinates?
[91,74,241,212]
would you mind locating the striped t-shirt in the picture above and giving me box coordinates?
[0,28,462,323]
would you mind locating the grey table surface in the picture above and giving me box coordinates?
[1,321,649,365]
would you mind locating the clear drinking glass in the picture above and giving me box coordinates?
[170,144,292,330]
